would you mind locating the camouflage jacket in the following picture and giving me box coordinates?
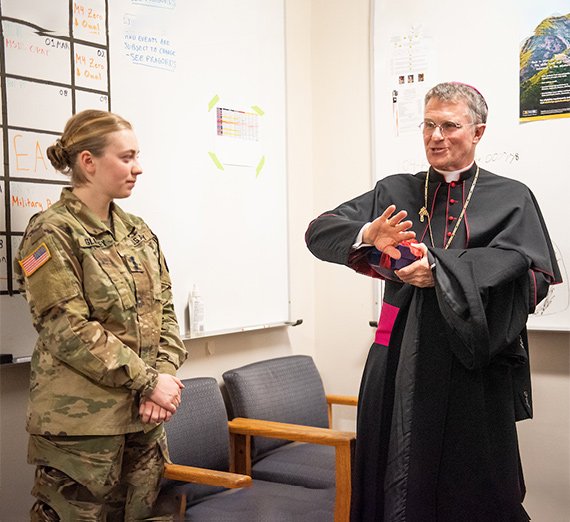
[15,188,187,436]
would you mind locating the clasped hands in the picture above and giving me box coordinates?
[139,373,184,424]
[362,205,434,288]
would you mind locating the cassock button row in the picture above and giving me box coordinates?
[448,216,456,221]
[451,182,456,187]
[450,199,457,204]
[447,232,453,237]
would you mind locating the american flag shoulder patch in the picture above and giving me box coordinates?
[19,243,51,277]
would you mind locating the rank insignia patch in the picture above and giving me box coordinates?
[19,243,51,277]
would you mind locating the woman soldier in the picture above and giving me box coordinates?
[15,110,187,521]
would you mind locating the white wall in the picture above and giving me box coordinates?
[1,2,568,521]
[310,0,376,415]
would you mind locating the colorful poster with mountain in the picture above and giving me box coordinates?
[520,13,570,121]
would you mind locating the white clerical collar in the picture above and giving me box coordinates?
[434,161,475,183]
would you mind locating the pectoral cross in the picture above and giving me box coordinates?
[419,206,429,223]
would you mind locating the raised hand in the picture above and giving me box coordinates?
[362,205,416,259]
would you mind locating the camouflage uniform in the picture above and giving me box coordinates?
[15,188,187,521]
[28,426,168,522]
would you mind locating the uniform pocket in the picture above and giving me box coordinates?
[90,249,136,310]
[118,236,163,314]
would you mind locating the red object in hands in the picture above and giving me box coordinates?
[379,239,422,270]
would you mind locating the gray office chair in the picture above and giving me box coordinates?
[222,356,357,516]
[154,377,337,521]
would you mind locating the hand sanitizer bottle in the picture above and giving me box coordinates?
[189,284,205,336]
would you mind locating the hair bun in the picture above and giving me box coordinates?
[46,139,71,173]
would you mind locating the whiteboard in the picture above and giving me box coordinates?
[371,0,570,331]
[0,0,289,361]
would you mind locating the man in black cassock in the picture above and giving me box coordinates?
[305,82,562,522]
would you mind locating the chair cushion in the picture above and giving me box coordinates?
[187,479,336,522]
[223,355,329,459]
[252,442,336,489]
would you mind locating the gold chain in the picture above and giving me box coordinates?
[418,166,479,249]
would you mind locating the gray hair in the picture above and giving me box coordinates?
[425,82,488,124]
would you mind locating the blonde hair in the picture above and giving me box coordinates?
[46,110,133,186]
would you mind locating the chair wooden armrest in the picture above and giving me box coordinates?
[164,463,252,488]
[326,394,358,429]
[228,418,355,522]
[229,417,355,446]
[162,463,252,518]
[326,394,358,407]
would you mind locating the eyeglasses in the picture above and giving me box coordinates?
[419,121,478,137]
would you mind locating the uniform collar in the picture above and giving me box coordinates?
[60,187,136,240]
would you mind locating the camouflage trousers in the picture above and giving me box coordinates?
[29,425,169,522]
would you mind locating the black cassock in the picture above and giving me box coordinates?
[305,164,562,522]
